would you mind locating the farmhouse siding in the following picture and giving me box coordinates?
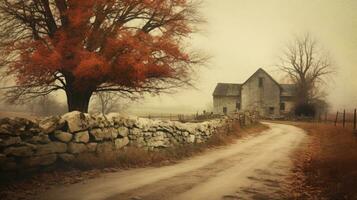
[241,70,280,117]
[281,101,295,115]
[213,96,239,115]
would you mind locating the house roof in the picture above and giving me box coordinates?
[213,68,297,97]
[242,68,282,89]
[213,83,242,96]
[280,84,296,97]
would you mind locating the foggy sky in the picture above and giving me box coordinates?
[2,0,356,115]
[129,0,357,115]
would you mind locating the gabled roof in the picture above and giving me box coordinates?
[213,83,241,96]
[280,84,296,97]
[213,68,297,98]
[242,68,282,89]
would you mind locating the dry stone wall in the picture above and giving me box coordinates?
[0,111,239,172]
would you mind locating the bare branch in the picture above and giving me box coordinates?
[278,34,335,104]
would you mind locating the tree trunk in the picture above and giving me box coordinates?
[66,89,93,113]
[63,74,94,113]
[296,83,310,105]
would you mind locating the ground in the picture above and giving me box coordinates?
[37,122,306,200]
[287,122,357,200]
[2,114,357,199]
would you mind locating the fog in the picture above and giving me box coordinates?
[129,0,357,115]
[1,0,357,116]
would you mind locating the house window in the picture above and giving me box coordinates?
[259,77,263,87]
[236,102,241,110]
[269,107,274,114]
[223,107,227,115]
[280,103,285,111]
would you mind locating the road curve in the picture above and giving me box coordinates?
[39,122,306,200]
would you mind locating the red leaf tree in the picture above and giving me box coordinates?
[0,0,205,112]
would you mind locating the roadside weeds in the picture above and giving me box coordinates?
[286,122,357,200]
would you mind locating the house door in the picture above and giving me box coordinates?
[269,107,275,115]
[223,107,227,115]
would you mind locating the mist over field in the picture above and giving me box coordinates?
[130,0,357,114]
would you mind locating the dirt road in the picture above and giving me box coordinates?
[39,122,306,200]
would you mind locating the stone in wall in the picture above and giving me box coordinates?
[187,135,195,143]
[0,111,257,172]
[96,142,114,154]
[60,111,89,133]
[132,137,146,148]
[105,113,122,126]
[130,128,143,136]
[86,143,98,152]
[0,118,38,137]
[53,131,73,143]
[146,131,169,148]
[118,127,129,137]
[39,116,63,134]
[27,133,51,144]
[92,114,114,128]
[58,153,75,162]
[74,131,90,143]
[35,142,67,156]
[123,117,136,128]
[0,136,22,147]
[89,128,116,141]
[68,143,87,154]
[114,137,129,149]
[4,146,35,157]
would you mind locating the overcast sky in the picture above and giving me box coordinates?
[128,0,357,115]
[2,0,355,115]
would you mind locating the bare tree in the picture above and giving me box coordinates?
[93,93,119,115]
[90,92,130,115]
[279,34,334,105]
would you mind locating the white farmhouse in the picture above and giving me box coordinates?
[213,68,296,117]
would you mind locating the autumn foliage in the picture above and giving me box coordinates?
[0,0,205,112]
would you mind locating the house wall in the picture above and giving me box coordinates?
[280,96,295,114]
[285,101,295,113]
[241,70,281,117]
[213,96,239,115]
[280,100,295,115]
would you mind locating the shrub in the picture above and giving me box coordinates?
[294,103,316,117]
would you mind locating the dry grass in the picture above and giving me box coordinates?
[287,122,357,200]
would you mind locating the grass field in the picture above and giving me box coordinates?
[287,122,357,200]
